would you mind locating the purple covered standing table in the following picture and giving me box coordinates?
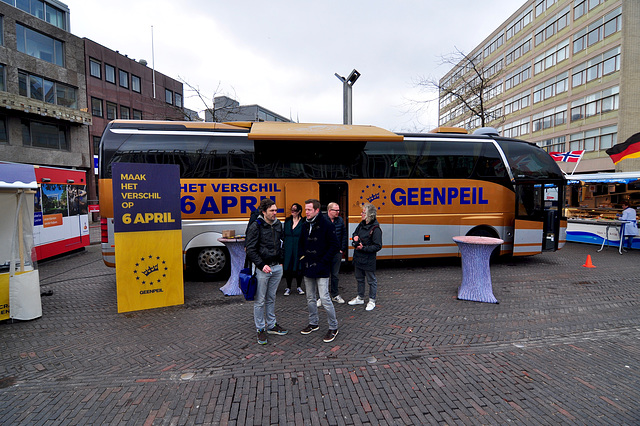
[452,236,503,304]
[218,238,245,296]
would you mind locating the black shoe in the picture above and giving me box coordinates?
[267,323,288,335]
[323,329,339,343]
[257,329,267,345]
[300,324,319,335]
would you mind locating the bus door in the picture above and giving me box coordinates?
[284,182,318,216]
[542,183,561,251]
[319,182,349,216]
[513,183,544,256]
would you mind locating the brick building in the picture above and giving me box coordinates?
[84,39,184,199]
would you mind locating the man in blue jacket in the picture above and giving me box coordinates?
[299,199,340,343]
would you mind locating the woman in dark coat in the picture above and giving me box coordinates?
[348,203,382,311]
[282,203,304,295]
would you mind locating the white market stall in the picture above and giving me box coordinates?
[0,163,42,321]
[565,172,640,251]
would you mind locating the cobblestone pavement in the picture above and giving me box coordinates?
[1,242,639,425]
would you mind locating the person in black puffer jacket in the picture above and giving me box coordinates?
[245,198,287,345]
[348,202,382,311]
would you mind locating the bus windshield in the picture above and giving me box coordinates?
[497,139,564,180]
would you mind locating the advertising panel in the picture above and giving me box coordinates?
[113,163,183,313]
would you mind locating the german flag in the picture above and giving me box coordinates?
[606,132,640,164]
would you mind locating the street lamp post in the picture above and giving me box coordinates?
[334,69,361,125]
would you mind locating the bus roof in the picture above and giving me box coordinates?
[247,122,403,142]
[109,120,249,131]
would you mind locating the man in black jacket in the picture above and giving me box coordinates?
[327,202,347,304]
[298,199,340,343]
[245,198,288,345]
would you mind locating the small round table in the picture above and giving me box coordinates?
[217,238,246,296]
[452,236,503,304]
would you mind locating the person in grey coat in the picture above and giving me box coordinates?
[348,203,382,311]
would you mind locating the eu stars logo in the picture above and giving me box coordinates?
[360,183,387,209]
[133,254,168,286]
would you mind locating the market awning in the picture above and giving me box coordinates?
[0,163,37,189]
[566,172,640,185]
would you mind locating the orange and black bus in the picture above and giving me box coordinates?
[99,120,566,279]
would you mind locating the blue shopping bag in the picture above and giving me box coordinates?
[239,267,257,301]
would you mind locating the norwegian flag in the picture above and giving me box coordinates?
[549,150,585,163]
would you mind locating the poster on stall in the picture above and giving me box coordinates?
[112,163,183,313]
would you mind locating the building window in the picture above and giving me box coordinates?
[132,109,142,120]
[16,23,64,66]
[106,102,117,120]
[534,38,569,75]
[89,58,101,79]
[504,91,530,115]
[505,37,531,66]
[534,6,570,46]
[45,2,66,29]
[175,93,182,108]
[532,106,567,132]
[0,64,5,92]
[0,116,7,144]
[504,64,531,91]
[4,0,67,29]
[502,118,530,138]
[119,70,128,89]
[105,64,115,84]
[21,119,69,150]
[120,105,130,119]
[569,125,617,152]
[570,86,619,122]
[0,16,3,46]
[165,89,173,104]
[91,97,103,117]
[573,8,621,54]
[572,47,621,88]
[506,6,532,40]
[131,75,141,93]
[18,71,77,108]
[56,83,76,108]
[93,135,101,156]
[483,33,504,58]
[533,72,568,103]
[535,0,557,17]
[537,136,566,153]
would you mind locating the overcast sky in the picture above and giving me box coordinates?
[63,0,520,132]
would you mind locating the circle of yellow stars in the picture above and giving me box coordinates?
[133,254,168,285]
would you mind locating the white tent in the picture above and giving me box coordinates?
[0,163,41,321]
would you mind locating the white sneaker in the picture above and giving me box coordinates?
[284,288,290,296]
[297,287,305,295]
[316,299,322,307]
[332,295,345,304]
[365,299,376,311]
[348,296,364,305]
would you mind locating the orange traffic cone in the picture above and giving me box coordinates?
[582,254,596,268]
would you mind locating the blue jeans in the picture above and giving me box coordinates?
[330,252,342,297]
[254,264,283,331]
[354,267,377,300]
[304,276,338,330]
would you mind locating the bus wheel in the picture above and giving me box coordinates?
[190,247,229,281]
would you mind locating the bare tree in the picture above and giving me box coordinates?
[178,78,239,122]
[415,47,504,130]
